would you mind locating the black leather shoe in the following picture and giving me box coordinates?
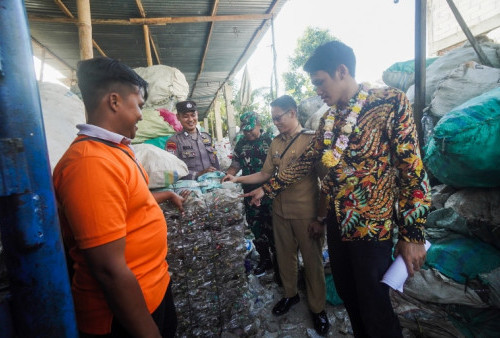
[272,294,300,316]
[311,310,330,336]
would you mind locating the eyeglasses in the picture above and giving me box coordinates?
[272,110,291,122]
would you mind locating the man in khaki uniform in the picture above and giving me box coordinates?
[222,95,329,335]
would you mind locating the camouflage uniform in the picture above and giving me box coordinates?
[231,129,275,259]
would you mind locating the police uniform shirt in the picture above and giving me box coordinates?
[261,124,318,219]
[166,129,220,180]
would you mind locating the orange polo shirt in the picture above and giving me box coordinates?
[53,136,169,334]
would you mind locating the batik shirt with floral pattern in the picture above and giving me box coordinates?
[262,86,431,243]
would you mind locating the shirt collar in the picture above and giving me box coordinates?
[183,128,200,137]
[77,124,132,145]
[279,123,303,141]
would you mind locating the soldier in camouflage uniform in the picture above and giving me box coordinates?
[225,111,277,278]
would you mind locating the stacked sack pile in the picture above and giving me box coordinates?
[132,65,188,146]
[160,174,254,336]
[382,36,500,337]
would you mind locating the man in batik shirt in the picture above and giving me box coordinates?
[225,111,277,278]
[244,41,431,338]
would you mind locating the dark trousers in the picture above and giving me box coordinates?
[80,282,177,338]
[326,216,402,338]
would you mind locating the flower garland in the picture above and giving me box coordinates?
[322,87,369,168]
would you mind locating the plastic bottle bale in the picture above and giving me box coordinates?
[163,185,250,336]
[424,87,500,188]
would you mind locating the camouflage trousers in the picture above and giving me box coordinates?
[244,196,275,255]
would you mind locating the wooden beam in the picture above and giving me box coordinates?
[54,0,106,56]
[149,33,161,65]
[54,0,73,17]
[190,0,219,97]
[28,13,273,25]
[31,37,75,72]
[76,0,93,60]
[213,96,223,141]
[39,48,46,82]
[135,0,146,18]
[134,0,158,66]
[143,25,152,66]
[207,0,280,112]
[224,83,236,145]
[92,40,106,57]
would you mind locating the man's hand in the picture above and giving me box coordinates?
[241,187,264,206]
[394,240,426,277]
[221,174,238,183]
[308,220,325,240]
[151,191,185,213]
[196,166,217,178]
[179,189,191,200]
[168,192,185,213]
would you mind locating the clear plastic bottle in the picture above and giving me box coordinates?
[421,111,435,146]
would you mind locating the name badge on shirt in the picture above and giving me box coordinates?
[182,145,193,150]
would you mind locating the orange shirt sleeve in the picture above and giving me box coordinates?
[58,155,129,249]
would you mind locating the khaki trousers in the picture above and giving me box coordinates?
[273,213,326,313]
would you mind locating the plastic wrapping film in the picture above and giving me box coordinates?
[161,181,254,336]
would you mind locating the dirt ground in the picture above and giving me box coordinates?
[223,264,415,338]
[218,257,355,338]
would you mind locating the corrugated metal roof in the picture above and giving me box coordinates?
[25,0,287,117]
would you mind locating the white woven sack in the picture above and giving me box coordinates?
[406,42,500,105]
[39,82,86,171]
[429,62,500,118]
[134,143,188,189]
[133,65,189,108]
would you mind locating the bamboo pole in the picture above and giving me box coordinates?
[223,83,236,145]
[214,97,223,141]
[150,33,161,64]
[76,0,93,60]
[39,48,46,82]
[28,13,272,25]
[55,0,105,57]
[143,25,152,66]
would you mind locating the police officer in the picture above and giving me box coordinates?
[223,96,329,335]
[166,100,220,179]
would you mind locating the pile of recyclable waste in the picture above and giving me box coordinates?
[161,172,255,336]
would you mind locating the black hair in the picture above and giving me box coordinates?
[270,95,297,112]
[303,41,356,78]
[76,57,148,113]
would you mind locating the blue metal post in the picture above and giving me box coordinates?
[0,1,78,336]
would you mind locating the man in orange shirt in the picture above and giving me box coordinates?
[53,57,183,337]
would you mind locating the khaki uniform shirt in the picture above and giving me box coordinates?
[261,124,318,219]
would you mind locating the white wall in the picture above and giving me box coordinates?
[427,0,500,55]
